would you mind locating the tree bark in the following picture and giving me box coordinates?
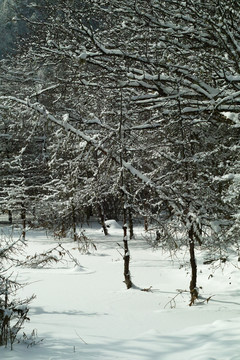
[72,204,77,241]
[189,224,198,305]
[123,222,132,289]
[144,216,148,231]
[21,204,26,241]
[99,204,108,236]
[128,208,134,239]
[8,210,12,224]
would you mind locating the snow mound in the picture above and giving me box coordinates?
[69,265,95,275]
[105,219,122,230]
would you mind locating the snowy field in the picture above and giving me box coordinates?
[1,220,240,360]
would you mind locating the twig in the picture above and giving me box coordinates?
[164,289,188,309]
[141,286,153,292]
[198,295,215,304]
[74,330,88,345]
[116,248,124,258]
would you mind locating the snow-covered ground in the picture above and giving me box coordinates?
[1,220,240,359]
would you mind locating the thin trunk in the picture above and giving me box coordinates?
[178,99,198,304]
[123,216,132,289]
[61,222,66,237]
[99,204,108,236]
[21,204,26,241]
[195,223,203,246]
[8,210,12,224]
[120,89,132,289]
[128,208,134,239]
[0,281,8,346]
[189,225,198,305]
[0,310,4,346]
[72,205,77,241]
[144,216,148,231]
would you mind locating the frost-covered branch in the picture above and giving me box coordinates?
[0,96,155,187]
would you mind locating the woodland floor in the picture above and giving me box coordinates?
[0,219,240,359]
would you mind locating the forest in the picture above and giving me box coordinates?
[0,0,240,353]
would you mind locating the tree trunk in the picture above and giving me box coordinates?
[72,205,77,241]
[119,89,132,289]
[189,224,198,305]
[144,216,148,231]
[99,204,108,236]
[0,309,4,346]
[61,222,66,237]
[123,222,132,289]
[8,210,12,224]
[128,208,134,239]
[21,204,26,241]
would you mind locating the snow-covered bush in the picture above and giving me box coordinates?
[0,233,34,348]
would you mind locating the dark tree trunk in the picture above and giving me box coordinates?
[189,224,198,305]
[72,205,77,241]
[61,222,66,237]
[21,204,26,241]
[144,216,148,231]
[8,210,12,224]
[99,204,108,236]
[195,223,203,246]
[128,208,134,239]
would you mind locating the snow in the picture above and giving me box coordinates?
[1,222,240,359]
[123,161,152,185]
[105,219,123,231]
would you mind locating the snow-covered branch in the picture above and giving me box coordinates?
[0,96,154,187]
